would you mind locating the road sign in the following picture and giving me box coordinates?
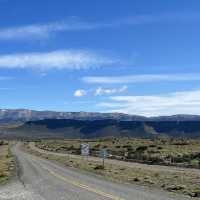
[100,148,108,159]
[81,144,90,156]
[100,148,108,167]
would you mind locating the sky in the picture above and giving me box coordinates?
[0,0,200,116]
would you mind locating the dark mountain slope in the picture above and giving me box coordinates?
[1,109,200,139]
[2,119,155,139]
[146,121,200,137]
[2,119,200,139]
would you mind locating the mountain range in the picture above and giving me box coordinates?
[0,109,200,139]
[1,109,200,123]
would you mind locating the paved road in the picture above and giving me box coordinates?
[0,144,189,200]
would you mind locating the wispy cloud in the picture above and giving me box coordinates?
[74,89,87,97]
[73,86,127,97]
[0,50,116,70]
[0,12,199,40]
[99,90,200,116]
[83,73,200,84]
[0,20,99,40]
[0,76,13,80]
[94,85,127,96]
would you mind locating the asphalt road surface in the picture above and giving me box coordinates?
[0,144,189,200]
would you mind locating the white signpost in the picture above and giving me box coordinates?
[81,143,90,156]
[100,148,108,167]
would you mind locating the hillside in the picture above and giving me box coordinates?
[0,109,200,139]
[1,118,200,139]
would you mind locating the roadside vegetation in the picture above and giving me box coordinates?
[36,137,200,169]
[24,138,200,198]
[0,141,14,184]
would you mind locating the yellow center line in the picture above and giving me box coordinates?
[40,164,125,200]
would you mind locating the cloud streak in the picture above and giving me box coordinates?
[95,85,127,96]
[83,73,200,84]
[0,20,97,40]
[0,50,116,70]
[99,90,200,116]
[73,86,127,97]
[0,12,199,40]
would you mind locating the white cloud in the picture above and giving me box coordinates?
[98,90,200,116]
[73,86,127,97]
[0,13,199,40]
[83,73,200,84]
[95,85,127,96]
[0,24,52,40]
[0,19,104,40]
[0,50,115,70]
[74,89,87,97]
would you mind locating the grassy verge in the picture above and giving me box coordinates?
[0,141,14,184]
[25,143,200,198]
[36,138,200,169]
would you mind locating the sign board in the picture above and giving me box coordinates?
[100,148,108,159]
[124,152,128,157]
[81,144,90,156]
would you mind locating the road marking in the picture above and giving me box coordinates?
[40,165,125,200]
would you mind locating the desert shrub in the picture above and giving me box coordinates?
[147,156,163,164]
[0,141,4,146]
[132,177,140,182]
[94,144,101,149]
[135,146,148,152]
[192,152,200,159]
[192,189,200,197]
[149,144,156,148]
[147,150,160,154]
[166,185,185,191]
[94,165,105,170]
[122,145,132,150]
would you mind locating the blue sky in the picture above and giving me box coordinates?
[1,0,200,116]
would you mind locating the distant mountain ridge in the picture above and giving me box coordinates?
[1,108,200,123]
[0,109,146,123]
[1,109,200,139]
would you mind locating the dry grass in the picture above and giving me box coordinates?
[0,142,14,184]
[36,138,200,168]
